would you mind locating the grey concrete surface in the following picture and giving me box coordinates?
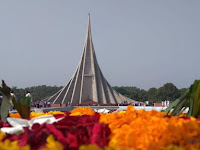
[43,15,136,105]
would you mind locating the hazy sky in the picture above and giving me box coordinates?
[0,1,199,90]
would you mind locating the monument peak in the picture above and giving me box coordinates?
[45,16,136,104]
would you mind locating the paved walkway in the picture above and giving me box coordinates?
[10,106,188,113]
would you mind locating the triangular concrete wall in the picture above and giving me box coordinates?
[45,15,137,104]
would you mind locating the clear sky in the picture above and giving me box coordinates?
[0,1,199,90]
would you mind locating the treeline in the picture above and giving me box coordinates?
[11,85,63,101]
[10,83,187,102]
[113,83,187,102]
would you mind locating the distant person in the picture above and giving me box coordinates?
[0,93,2,99]
[47,101,51,107]
[164,100,167,107]
[162,101,164,107]
[42,101,45,108]
[10,91,16,110]
[26,91,33,107]
[66,102,70,106]
[124,100,128,106]
[145,100,149,106]
[0,93,3,105]
[36,100,40,108]
[167,100,170,107]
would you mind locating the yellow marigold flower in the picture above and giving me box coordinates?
[70,107,95,116]
[0,132,30,150]
[79,144,101,150]
[30,112,45,119]
[45,111,66,116]
[179,113,187,117]
[70,112,83,116]
[118,111,126,114]
[0,132,4,141]
[30,111,66,119]
[79,144,116,150]
[40,134,63,150]
[165,145,185,150]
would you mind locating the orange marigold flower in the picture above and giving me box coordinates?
[9,111,66,119]
[99,105,200,150]
[9,112,21,118]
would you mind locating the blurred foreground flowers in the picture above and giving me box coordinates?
[1,106,200,150]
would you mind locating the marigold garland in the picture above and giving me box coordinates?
[9,111,67,119]
[99,106,200,150]
[4,106,200,150]
[70,107,95,116]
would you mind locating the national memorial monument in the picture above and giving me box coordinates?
[44,15,136,105]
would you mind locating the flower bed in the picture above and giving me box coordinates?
[1,106,200,150]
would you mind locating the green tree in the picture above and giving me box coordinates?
[129,87,141,100]
[12,85,63,102]
[155,83,180,102]
[138,89,147,102]
[113,86,130,97]
[179,88,187,97]
[146,87,157,101]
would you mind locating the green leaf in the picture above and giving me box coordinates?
[165,89,189,116]
[0,80,11,97]
[171,98,188,116]
[164,98,180,115]
[186,80,199,117]
[21,97,31,106]
[11,97,24,118]
[191,81,200,117]
[0,96,12,122]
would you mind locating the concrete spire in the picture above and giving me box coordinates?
[45,16,136,104]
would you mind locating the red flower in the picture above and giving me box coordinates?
[2,113,111,150]
[0,119,11,128]
[66,133,78,148]
[91,123,111,148]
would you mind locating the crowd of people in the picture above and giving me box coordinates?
[10,90,33,111]
[0,90,52,111]
[0,90,171,110]
[31,100,51,108]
